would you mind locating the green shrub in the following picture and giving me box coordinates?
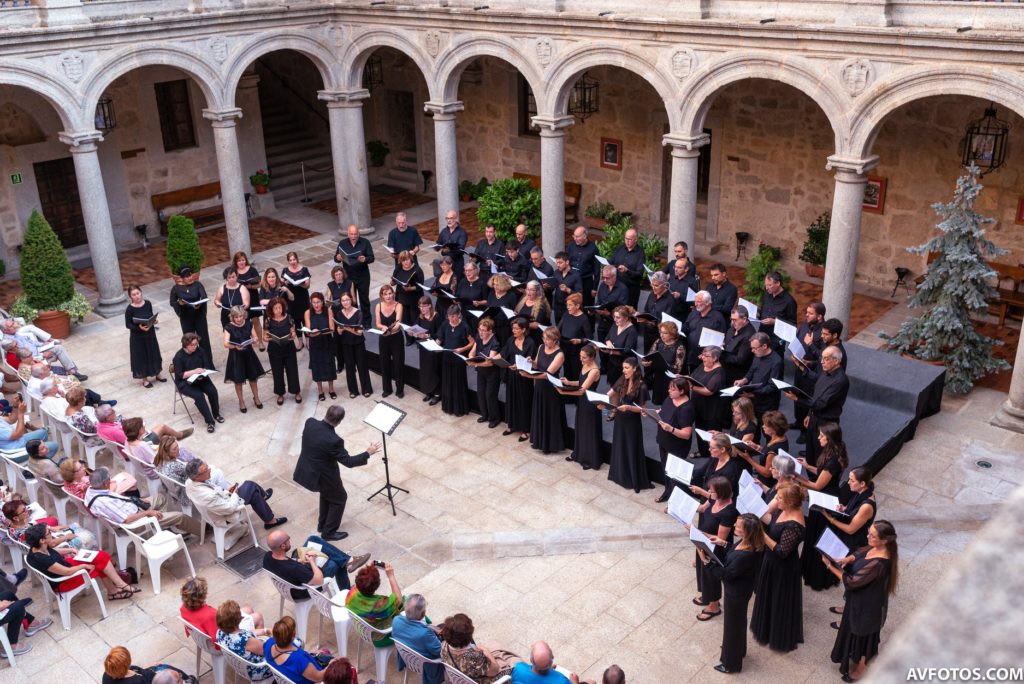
[584,201,621,222]
[165,214,204,274]
[596,216,666,273]
[476,178,541,243]
[21,210,75,311]
[799,212,830,266]
[743,243,789,305]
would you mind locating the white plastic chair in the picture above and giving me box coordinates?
[119,444,162,500]
[154,470,194,517]
[0,449,39,505]
[222,644,270,682]
[40,405,74,460]
[120,518,195,594]
[305,583,350,658]
[0,624,14,667]
[192,498,259,561]
[348,609,394,684]
[394,639,445,684]
[66,492,105,547]
[26,562,107,630]
[66,422,106,470]
[38,476,71,525]
[267,571,315,644]
[90,511,134,570]
[2,531,28,579]
[17,378,39,422]
[444,663,510,684]
[178,616,226,684]
[266,658,301,684]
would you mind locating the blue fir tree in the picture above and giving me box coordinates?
[880,166,1010,394]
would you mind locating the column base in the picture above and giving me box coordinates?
[358,225,376,237]
[95,293,128,318]
[991,399,1024,435]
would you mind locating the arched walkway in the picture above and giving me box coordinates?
[223,32,339,106]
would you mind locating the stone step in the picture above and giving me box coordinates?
[448,522,686,561]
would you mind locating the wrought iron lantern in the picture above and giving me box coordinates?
[961,103,1010,175]
[94,97,116,133]
[362,55,385,92]
[568,72,599,122]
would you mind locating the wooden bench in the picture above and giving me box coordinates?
[151,181,224,233]
[989,261,1024,327]
[512,172,583,222]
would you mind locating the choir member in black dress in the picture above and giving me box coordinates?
[557,293,592,382]
[215,266,250,330]
[466,318,503,428]
[761,454,798,510]
[409,297,442,403]
[263,297,301,405]
[722,306,756,385]
[234,252,264,349]
[304,292,336,401]
[689,346,727,458]
[172,332,223,433]
[392,251,424,326]
[170,267,215,367]
[601,305,638,388]
[639,272,680,350]
[335,292,373,398]
[375,284,406,399]
[823,467,877,561]
[486,274,519,346]
[796,421,847,591]
[259,268,294,315]
[283,251,312,351]
[690,433,746,513]
[325,265,355,373]
[124,285,164,387]
[643,322,682,405]
[694,477,738,621]
[432,256,458,302]
[529,327,567,454]
[515,281,551,347]
[551,251,582,323]
[436,304,473,416]
[705,513,765,674]
[736,410,789,487]
[501,318,536,441]
[336,223,375,326]
[455,260,489,312]
[223,305,266,413]
[605,358,651,493]
[750,482,806,652]
[827,521,897,682]
[558,344,603,470]
[727,397,760,444]
[653,376,695,503]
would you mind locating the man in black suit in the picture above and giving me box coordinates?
[336,223,375,326]
[789,345,849,463]
[293,405,381,541]
[734,332,783,420]
[721,306,756,384]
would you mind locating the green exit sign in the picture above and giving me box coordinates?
[10,173,22,185]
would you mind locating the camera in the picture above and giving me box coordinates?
[372,560,386,569]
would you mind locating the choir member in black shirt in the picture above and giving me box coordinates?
[473,223,504,269]
[466,318,503,428]
[325,266,355,373]
[385,212,423,264]
[374,284,405,399]
[436,304,473,416]
[640,272,681,351]
[529,327,568,454]
[722,306,756,385]
[826,521,898,681]
[410,297,442,404]
[705,513,765,674]
[263,296,302,404]
[605,358,651,493]
[172,332,223,432]
[822,467,877,559]
[169,267,215,367]
[486,274,519,345]
[758,271,798,355]
[791,301,826,428]
[436,209,469,276]
[454,261,490,332]
[501,317,536,441]
[499,242,529,285]
[694,476,738,621]
[727,397,760,444]
[125,285,163,387]
[392,251,424,326]
[602,305,638,388]
[666,258,699,319]
[707,264,739,318]
[334,291,372,398]
[750,482,806,653]
[215,266,250,330]
[558,343,603,470]
[551,251,582,323]
[611,228,646,307]
[557,293,592,382]
[683,291,727,372]
[653,376,695,503]
[336,224,375,326]
[514,281,551,347]
[734,332,783,420]
[661,241,698,283]
[283,251,312,351]
[788,345,849,464]
[510,223,536,259]
[821,319,848,370]
[592,266,629,340]
[643,322,682,405]
[566,226,599,307]
[689,346,727,457]
[527,246,555,305]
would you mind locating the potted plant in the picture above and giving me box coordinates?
[476,177,541,242]
[165,214,205,283]
[459,180,474,202]
[249,169,271,194]
[584,201,621,232]
[10,210,92,337]
[743,242,789,306]
[366,140,390,167]
[799,211,830,279]
[880,166,1010,394]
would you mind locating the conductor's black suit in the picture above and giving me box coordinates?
[293,417,370,536]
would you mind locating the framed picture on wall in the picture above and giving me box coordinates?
[600,138,622,170]
[1015,197,1024,226]
[863,177,887,214]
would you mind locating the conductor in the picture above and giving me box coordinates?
[293,405,381,541]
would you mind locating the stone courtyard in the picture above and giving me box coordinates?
[1,212,1020,683]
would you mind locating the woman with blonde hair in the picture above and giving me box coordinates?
[514,280,551,346]
[375,283,405,399]
[601,305,637,388]
[223,304,265,412]
[486,273,518,345]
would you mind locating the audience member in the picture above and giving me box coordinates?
[101,645,195,684]
[184,458,286,532]
[3,498,97,550]
[264,616,331,683]
[262,529,369,599]
[321,657,359,684]
[511,641,577,684]
[1,318,87,380]
[180,576,265,639]
[24,523,137,601]
[440,612,520,683]
[392,593,443,684]
[95,405,191,446]
[0,397,48,457]
[216,599,272,681]
[346,562,404,647]
[85,467,186,531]
[25,438,63,480]
[0,573,51,656]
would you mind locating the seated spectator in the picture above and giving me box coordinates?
[123,417,161,481]
[180,576,265,639]
[184,458,287,534]
[392,593,443,684]
[599,665,624,684]
[0,397,49,458]
[65,386,103,446]
[440,612,519,683]
[101,645,196,684]
[1,318,87,380]
[510,642,578,684]
[24,523,137,600]
[346,563,404,647]
[321,657,360,684]
[60,458,139,499]
[25,438,64,480]
[263,530,369,599]
[85,467,186,531]
[153,435,228,486]
[0,570,51,656]
[264,616,332,683]
[37,376,69,419]
[3,498,98,550]
[216,599,272,681]
[27,361,109,406]
[95,405,191,446]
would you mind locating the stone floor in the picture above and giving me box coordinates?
[2,213,1022,683]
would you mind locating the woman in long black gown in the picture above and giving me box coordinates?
[325,265,355,374]
[644,322,682,405]
[602,305,638,389]
[558,344,603,470]
[375,284,406,399]
[304,292,336,401]
[821,467,878,616]
[263,297,301,405]
[169,267,214,368]
[486,274,519,346]
[410,297,442,403]
[529,327,567,455]
[797,421,847,591]
[706,513,765,674]
[750,482,806,652]
[694,476,738,621]
[436,304,472,416]
[234,252,264,349]
[215,266,250,330]
[501,318,536,442]
[606,358,651,493]
[283,251,312,351]
[336,292,373,398]
[125,285,164,387]
[827,521,897,681]
[689,346,726,458]
[223,305,265,412]
[392,251,424,326]
[654,376,695,503]
[557,293,591,383]
[467,318,503,428]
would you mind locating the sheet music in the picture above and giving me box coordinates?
[363,401,407,436]
[661,312,684,330]
[686,288,697,302]
[788,337,806,362]
[689,525,720,558]
[694,428,714,442]
[778,448,806,477]
[772,378,795,391]
[667,489,700,525]
[595,255,610,266]
[665,454,694,485]
[720,385,742,397]
[808,490,843,514]
[664,370,679,379]
[515,355,537,373]
[816,527,850,561]
[533,267,549,280]
[585,389,612,405]
[737,484,769,518]
[774,318,797,344]
[187,369,217,384]
[418,339,443,352]
[738,297,758,319]
[739,469,755,491]
[401,324,428,336]
[546,373,564,388]
[501,307,516,319]
[699,328,725,348]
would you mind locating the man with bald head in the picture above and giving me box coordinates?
[610,227,646,307]
[511,223,536,259]
[336,223,375,325]
[565,225,598,307]
[511,641,579,684]
[262,528,369,599]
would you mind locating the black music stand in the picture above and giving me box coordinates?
[363,400,409,516]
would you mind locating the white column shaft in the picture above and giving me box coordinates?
[209,120,252,257]
[822,169,868,334]
[669,147,701,255]
[539,127,566,258]
[433,113,459,227]
[338,103,372,234]
[992,341,1024,433]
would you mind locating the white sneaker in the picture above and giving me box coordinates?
[11,643,32,656]
[25,617,52,636]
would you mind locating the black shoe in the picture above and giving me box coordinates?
[350,393,358,399]
[73,372,88,381]
[422,394,432,402]
[264,488,273,501]
[655,492,671,503]
[323,531,349,541]
[329,392,337,400]
[396,390,404,398]
[429,397,440,406]
[713,664,737,674]
[264,517,288,530]
[488,420,500,429]
[214,415,225,423]
[382,391,392,398]
[796,434,807,444]
[477,416,488,423]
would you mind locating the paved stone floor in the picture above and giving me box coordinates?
[2,221,1022,683]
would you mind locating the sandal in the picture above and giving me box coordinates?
[697,609,721,621]
[329,392,337,400]
[254,402,264,410]
[295,394,302,403]
[155,375,168,383]
[108,586,134,600]
[207,424,216,433]
[349,393,358,399]
[142,381,154,389]
[692,596,709,606]
[276,397,284,406]
[829,606,845,615]
[830,621,841,630]
[318,393,326,402]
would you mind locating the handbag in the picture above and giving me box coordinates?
[117,566,139,586]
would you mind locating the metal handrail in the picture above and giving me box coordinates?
[257,58,329,127]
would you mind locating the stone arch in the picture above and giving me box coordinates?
[435,35,544,105]
[679,53,851,153]
[0,61,80,130]
[544,44,680,128]
[849,66,1024,159]
[340,28,435,96]
[223,32,339,105]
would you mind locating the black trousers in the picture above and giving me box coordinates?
[178,377,220,425]
[720,593,752,671]
[581,276,595,308]
[267,341,300,396]
[318,485,348,535]
[379,333,405,394]
[334,336,346,375]
[793,373,815,425]
[342,344,374,395]
[351,275,371,325]
[476,367,501,422]
[0,591,31,643]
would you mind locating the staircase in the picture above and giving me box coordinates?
[258,95,336,206]
[376,149,421,192]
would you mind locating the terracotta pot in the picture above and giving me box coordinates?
[899,351,945,367]
[584,216,608,231]
[804,263,825,279]
[34,309,71,339]
[254,185,268,195]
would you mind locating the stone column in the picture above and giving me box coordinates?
[822,155,878,335]
[320,89,373,236]
[424,101,464,227]
[533,115,575,258]
[202,108,251,257]
[992,342,1024,433]
[58,130,126,317]
[662,133,710,258]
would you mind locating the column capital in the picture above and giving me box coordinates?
[58,130,104,150]
[531,114,575,133]
[662,133,710,152]
[423,100,465,117]
[825,154,879,176]
[318,89,370,106]
[202,108,244,125]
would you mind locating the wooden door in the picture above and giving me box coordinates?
[32,156,87,248]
